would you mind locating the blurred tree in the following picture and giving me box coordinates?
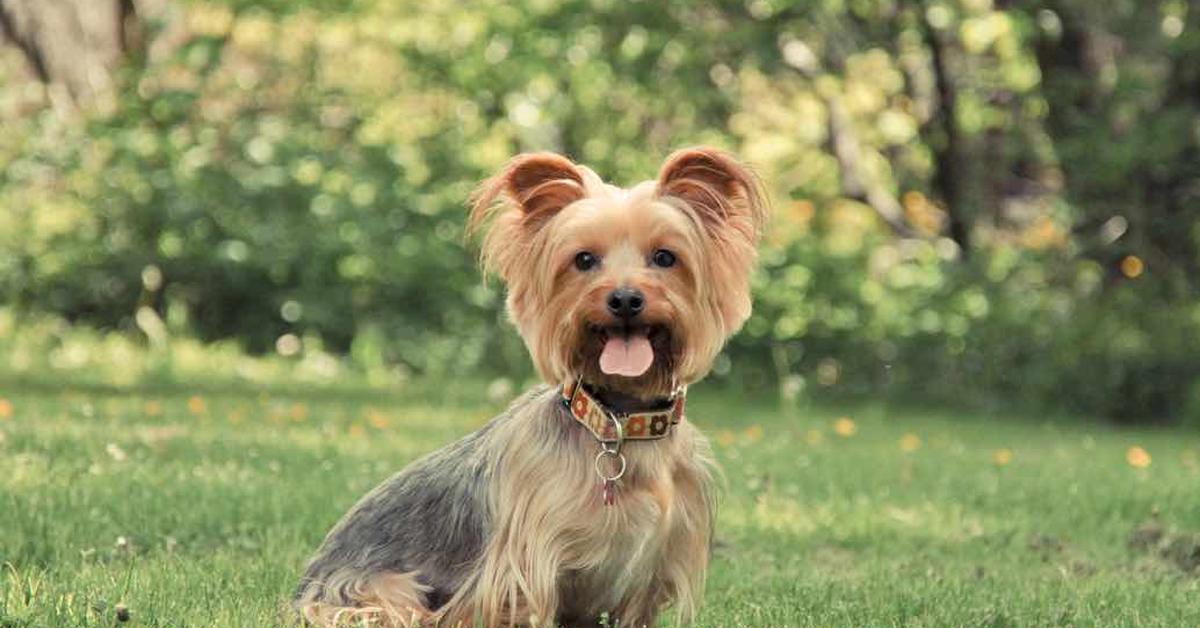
[0,0,142,108]
[0,0,1197,422]
[1029,0,1200,297]
[914,0,972,254]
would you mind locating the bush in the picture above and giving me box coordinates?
[1,0,1197,424]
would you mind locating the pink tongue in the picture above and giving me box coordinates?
[599,333,654,377]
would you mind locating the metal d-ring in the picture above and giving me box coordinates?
[595,404,628,483]
[594,447,627,483]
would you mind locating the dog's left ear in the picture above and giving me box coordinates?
[656,147,768,241]
[659,147,768,335]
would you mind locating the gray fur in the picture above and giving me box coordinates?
[295,387,551,611]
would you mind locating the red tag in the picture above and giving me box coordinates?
[602,479,616,506]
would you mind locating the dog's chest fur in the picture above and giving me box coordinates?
[297,386,714,626]
[479,386,716,624]
[557,443,685,617]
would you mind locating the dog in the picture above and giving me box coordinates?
[295,146,768,627]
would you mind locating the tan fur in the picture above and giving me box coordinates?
[470,148,767,398]
[300,390,714,628]
[301,147,766,627]
[298,571,433,627]
[465,397,714,627]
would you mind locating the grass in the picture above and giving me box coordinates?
[1,378,1199,627]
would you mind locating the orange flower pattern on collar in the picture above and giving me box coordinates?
[562,380,685,443]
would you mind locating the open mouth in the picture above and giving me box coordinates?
[588,324,669,378]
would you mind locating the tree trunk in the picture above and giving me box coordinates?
[918,1,972,256]
[0,0,141,107]
[778,34,918,238]
[822,91,918,238]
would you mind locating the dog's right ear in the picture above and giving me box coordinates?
[468,153,584,235]
[468,153,585,282]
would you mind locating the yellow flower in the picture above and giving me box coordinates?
[290,403,309,422]
[349,424,366,438]
[366,409,390,430]
[743,425,764,442]
[1126,446,1151,469]
[992,448,1014,466]
[833,417,857,437]
[1120,255,1144,279]
[187,396,206,415]
[0,398,12,420]
[899,433,921,453]
[144,400,163,417]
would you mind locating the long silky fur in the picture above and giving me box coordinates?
[296,146,766,627]
[295,387,715,627]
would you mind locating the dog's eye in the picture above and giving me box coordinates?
[574,251,599,271]
[651,249,676,268]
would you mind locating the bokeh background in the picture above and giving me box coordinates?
[2,0,1198,425]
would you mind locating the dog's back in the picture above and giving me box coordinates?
[294,400,505,618]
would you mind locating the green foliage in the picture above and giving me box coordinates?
[1,0,1198,422]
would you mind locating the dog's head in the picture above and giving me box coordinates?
[469,147,767,399]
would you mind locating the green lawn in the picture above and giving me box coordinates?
[1,380,1198,627]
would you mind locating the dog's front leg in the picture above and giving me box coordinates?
[469,522,565,627]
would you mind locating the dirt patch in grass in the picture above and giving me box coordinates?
[1128,516,1200,575]
[1025,532,1097,578]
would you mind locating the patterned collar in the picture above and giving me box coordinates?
[561,379,686,444]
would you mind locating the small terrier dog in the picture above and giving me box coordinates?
[296,147,767,627]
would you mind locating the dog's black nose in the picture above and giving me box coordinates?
[606,287,645,320]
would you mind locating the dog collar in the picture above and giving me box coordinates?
[561,379,686,444]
